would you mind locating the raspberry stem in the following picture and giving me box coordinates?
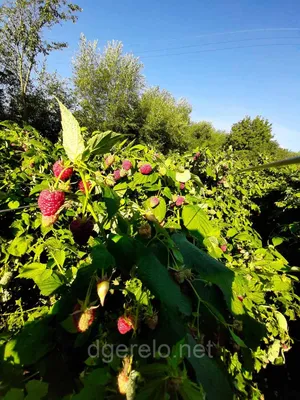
[83,275,96,310]
[79,170,89,216]
[53,165,71,189]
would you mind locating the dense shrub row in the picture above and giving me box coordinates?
[0,107,299,399]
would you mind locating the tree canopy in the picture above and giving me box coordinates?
[73,36,145,134]
[138,87,192,153]
[0,0,81,121]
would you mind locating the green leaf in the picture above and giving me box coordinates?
[8,235,33,257]
[91,240,115,272]
[124,278,152,306]
[25,380,48,400]
[186,334,233,400]
[57,98,85,162]
[101,185,120,219]
[203,236,223,258]
[8,200,20,209]
[272,237,284,247]
[164,220,181,229]
[143,183,161,191]
[138,363,169,378]
[176,170,191,183]
[131,172,159,187]
[37,272,63,296]
[4,318,55,365]
[52,249,65,268]
[275,311,288,332]
[30,181,49,196]
[235,232,253,241]
[182,205,217,240]
[144,197,167,223]
[114,182,128,197]
[227,228,238,238]
[135,379,165,400]
[84,131,123,158]
[173,234,266,349]
[229,329,247,348]
[192,280,228,325]
[72,368,110,400]
[178,380,205,400]
[61,315,78,334]
[18,264,63,296]
[83,367,111,386]
[173,233,244,314]
[267,339,281,363]
[18,263,47,280]
[3,389,24,400]
[162,187,173,200]
[191,173,203,187]
[136,246,191,316]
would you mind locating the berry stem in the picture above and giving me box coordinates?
[133,290,145,336]
[79,170,89,216]
[83,275,96,310]
[53,166,69,189]
[187,279,230,330]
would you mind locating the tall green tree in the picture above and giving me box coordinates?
[187,121,227,151]
[73,36,145,133]
[0,0,81,121]
[225,116,277,156]
[139,87,192,153]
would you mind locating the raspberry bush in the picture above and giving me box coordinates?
[0,104,299,399]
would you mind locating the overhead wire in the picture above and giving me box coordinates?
[138,42,300,59]
[135,36,300,54]
[127,28,300,48]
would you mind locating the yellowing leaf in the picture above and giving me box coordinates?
[275,311,288,332]
[57,98,85,162]
[176,170,191,183]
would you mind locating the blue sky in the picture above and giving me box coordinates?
[46,0,300,151]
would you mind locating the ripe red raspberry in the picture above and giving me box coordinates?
[139,163,152,175]
[180,182,185,190]
[175,196,185,207]
[38,190,65,216]
[237,295,244,302]
[117,315,135,334]
[122,160,132,171]
[53,161,73,181]
[220,244,227,252]
[114,169,121,181]
[78,180,91,193]
[70,217,94,245]
[72,304,96,333]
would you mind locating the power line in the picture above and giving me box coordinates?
[127,28,300,48]
[139,42,300,59]
[136,36,300,54]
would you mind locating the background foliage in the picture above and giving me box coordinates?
[0,110,299,398]
[0,1,300,399]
